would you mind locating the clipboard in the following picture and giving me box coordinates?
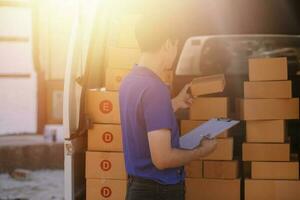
[179,118,239,150]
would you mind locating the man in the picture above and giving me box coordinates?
[119,13,217,200]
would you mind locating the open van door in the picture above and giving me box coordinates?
[63,1,110,199]
[63,1,147,198]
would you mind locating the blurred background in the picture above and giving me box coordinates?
[0,0,299,199]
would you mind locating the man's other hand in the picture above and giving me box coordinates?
[194,138,217,158]
[172,83,193,112]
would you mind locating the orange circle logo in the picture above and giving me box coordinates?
[99,100,113,114]
[100,160,111,171]
[101,186,112,198]
[102,132,113,143]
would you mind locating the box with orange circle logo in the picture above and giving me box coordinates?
[86,90,120,124]
[85,151,127,179]
[86,179,126,200]
[105,68,130,91]
[88,124,123,152]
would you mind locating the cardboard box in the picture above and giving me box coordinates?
[245,179,300,200]
[46,80,64,124]
[105,68,130,91]
[185,160,203,178]
[251,161,299,180]
[117,15,141,48]
[86,90,120,124]
[203,160,239,179]
[248,57,288,81]
[85,151,126,179]
[105,47,140,69]
[202,138,233,161]
[244,81,292,99]
[246,120,286,143]
[88,124,123,152]
[181,120,229,138]
[190,97,229,120]
[185,178,240,200]
[190,74,225,97]
[238,98,299,120]
[86,179,126,200]
[242,143,290,161]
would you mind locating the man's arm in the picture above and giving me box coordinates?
[148,129,217,170]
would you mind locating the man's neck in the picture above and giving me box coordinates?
[137,52,165,77]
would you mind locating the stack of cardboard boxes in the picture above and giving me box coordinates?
[85,13,143,200]
[105,14,142,91]
[239,57,300,200]
[183,74,241,200]
[85,90,127,200]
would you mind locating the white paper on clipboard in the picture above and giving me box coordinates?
[179,118,239,150]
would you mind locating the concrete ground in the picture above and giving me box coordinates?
[0,170,64,200]
[0,134,65,199]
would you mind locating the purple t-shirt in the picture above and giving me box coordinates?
[119,65,184,184]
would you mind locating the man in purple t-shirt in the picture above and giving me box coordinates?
[119,12,217,200]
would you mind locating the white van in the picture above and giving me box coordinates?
[63,1,300,199]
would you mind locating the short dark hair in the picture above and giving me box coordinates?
[135,12,178,53]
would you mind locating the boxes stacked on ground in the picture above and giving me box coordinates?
[239,57,300,200]
[104,14,141,92]
[183,74,241,200]
[85,13,144,200]
[86,90,127,200]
